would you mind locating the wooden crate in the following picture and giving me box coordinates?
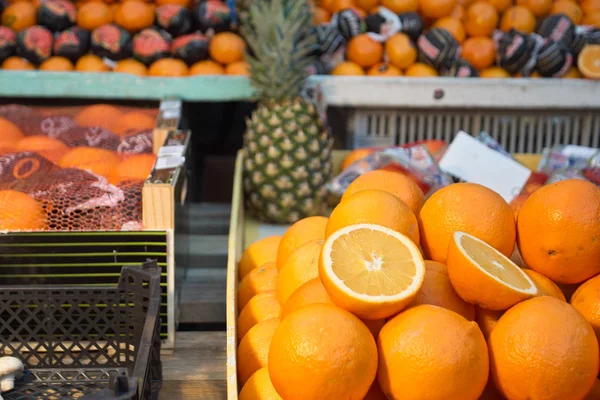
[0,100,187,351]
[226,149,542,398]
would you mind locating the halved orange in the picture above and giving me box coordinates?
[447,231,537,310]
[578,45,600,80]
[319,223,425,320]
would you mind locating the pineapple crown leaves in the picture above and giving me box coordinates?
[241,0,317,103]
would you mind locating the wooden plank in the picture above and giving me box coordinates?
[0,71,254,101]
[161,332,226,399]
[1,71,598,109]
[307,76,600,109]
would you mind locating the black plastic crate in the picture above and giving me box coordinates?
[0,260,162,400]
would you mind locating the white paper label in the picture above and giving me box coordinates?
[160,100,181,110]
[158,145,185,157]
[155,155,185,170]
[439,131,532,203]
[162,109,180,120]
[562,145,598,159]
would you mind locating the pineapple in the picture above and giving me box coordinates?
[241,0,333,224]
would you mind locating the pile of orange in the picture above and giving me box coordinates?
[1,0,248,77]
[236,170,600,399]
[320,0,600,78]
[0,104,158,232]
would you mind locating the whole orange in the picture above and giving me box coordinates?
[313,6,331,24]
[331,61,366,75]
[425,259,449,275]
[461,36,496,70]
[281,277,333,319]
[411,269,476,320]
[356,0,380,9]
[148,58,188,77]
[237,291,281,342]
[269,304,378,400]
[420,0,457,17]
[475,306,503,339]
[582,0,600,14]
[2,56,35,70]
[378,305,489,400]
[342,170,425,216]
[240,236,281,279]
[523,269,565,301]
[238,263,277,310]
[237,318,280,387]
[517,0,552,16]
[487,0,512,12]
[0,117,24,146]
[581,10,600,27]
[346,34,384,68]
[418,182,516,264]
[276,239,322,305]
[326,189,420,245]
[115,153,156,182]
[58,147,121,179]
[1,2,36,32]
[239,368,282,400]
[77,1,113,30]
[0,190,46,231]
[114,0,154,32]
[39,56,74,71]
[517,179,600,284]
[74,104,122,131]
[433,17,467,43]
[489,296,599,400]
[114,58,147,76]
[329,0,356,12]
[385,33,417,68]
[464,1,499,36]
[276,216,327,270]
[381,0,419,12]
[571,274,600,344]
[480,66,511,77]
[16,135,68,163]
[405,62,438,76]
[75,54,110,72]
[225,61,249,76]
[367,63,402,76]
[340,148,377,170]
[189,60,225,75]
[551,0,583,23]
[209,32,246,65]
[500,5,536,33]
[113,110,156,136]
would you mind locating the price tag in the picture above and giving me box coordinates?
[155,155,185,170]
[158,145,186,157]
[160,100,182,110]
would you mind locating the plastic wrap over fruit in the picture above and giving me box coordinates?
[365,7,404,42]
[332,8,365,40]
[327,144,453,197]
[537,145,597,175]
[494,29,544,76]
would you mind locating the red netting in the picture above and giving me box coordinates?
[0,103,158,232]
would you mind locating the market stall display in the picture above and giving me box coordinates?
[306,0,600,78]
[0,260,162,400]
[227,144,600,399]
[0,0,248,76]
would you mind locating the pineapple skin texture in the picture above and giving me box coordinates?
[243,98,333,224]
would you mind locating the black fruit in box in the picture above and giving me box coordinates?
[536,39,573,77]
[444,58,479,77]
[494,29,543,76]
[53,26,90,63]
[16,25,53,65]
[133,28,170,65]
[193,0,232,34]
[537,14,575,47]
[37,0,76,32]
[570,26,600,61]
[0,26,16,64]
[171,32,209,65]
[334,8,364,40]
[91,23,132,61]
[398,12,423,42]
[417,28,458,70]
[155,4,192,37]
